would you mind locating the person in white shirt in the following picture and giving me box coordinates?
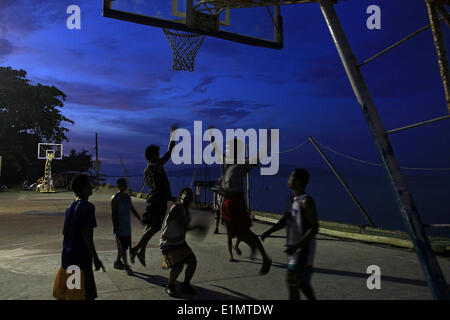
[160,188,203,297]
[261,169,318,300]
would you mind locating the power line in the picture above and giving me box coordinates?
[314,139,450,171]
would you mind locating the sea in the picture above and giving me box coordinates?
[103,166,450,238]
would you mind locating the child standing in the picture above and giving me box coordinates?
[212,178,223,234]
[53,174,104,300]
[111,178,143,275]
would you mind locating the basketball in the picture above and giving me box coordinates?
[188,211,212,241]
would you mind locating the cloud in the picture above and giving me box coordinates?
[103,116,192,138]
[295,56,354,98]
[43,79,162,111]
[0,0,64,36]
[190,98,273,125]
[193,76,216,93]
[0,39,14,57]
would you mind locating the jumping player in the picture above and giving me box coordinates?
[261,169,318,300]
[212,136,271,274]
[130,126,177,266]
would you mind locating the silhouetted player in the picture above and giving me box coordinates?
[160,188,201,297]
[53,174,105,300]
[215,138,271,274]
[261,169,318,300]
[130,126,176,266]
[111,178,143,275]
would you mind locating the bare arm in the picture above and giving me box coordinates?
[160,140,176,165]
[160,126,178,165]
[286,197,319,252]
[261,214,287,241]
[130,200,143,224]
[111,197,118,235]
[81,228,104,271]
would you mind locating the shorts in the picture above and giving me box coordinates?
[221,193,252,234]
[143,191,168,230]
[116,236,131,251]
[53,267,97,300]
[161,242,195,269]
[287,265,313,287]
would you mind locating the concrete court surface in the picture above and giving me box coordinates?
[0,189,449,300]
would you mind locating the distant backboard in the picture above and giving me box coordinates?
[102,0,283,49]
[38,143,63,160]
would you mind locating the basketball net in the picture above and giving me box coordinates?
[163,29,206,72]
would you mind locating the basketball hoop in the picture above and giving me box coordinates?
[163,28,206,72]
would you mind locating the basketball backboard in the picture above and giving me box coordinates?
[102,0,283,49]
[38,143,63,160]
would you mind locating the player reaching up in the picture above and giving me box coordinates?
[130,125,177,266]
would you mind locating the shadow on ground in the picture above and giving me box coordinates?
[131,271,254,300]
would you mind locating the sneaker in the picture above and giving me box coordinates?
[137,250,146,267]
[181,282,197,295]
[124,265,133,275]
[165,285,176,297]
[129,248,136,264]
[259,258,272,275]
[214,228,219,234]
[114,260,124,270]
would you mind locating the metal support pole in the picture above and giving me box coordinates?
[318,0,450,299]
[386,114,450,134]
[309,137,375,227]
[358,19,441,68]
[425,0,450,113]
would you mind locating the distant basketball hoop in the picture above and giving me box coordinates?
[38,143,63,193]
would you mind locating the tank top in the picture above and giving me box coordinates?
[114,192,131,237]
[286,194,316,267]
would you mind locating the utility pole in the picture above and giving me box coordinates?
[95,133,99,186]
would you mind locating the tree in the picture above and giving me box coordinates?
[0,67,74,184]
[54,149,93,173]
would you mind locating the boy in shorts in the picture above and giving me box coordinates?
[53,174,105,300]
[261,169,318,300]
[160,188,200,297]
[212,177,223,234]
[111,178,143,275]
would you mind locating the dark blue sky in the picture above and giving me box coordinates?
[1,0,449,175]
